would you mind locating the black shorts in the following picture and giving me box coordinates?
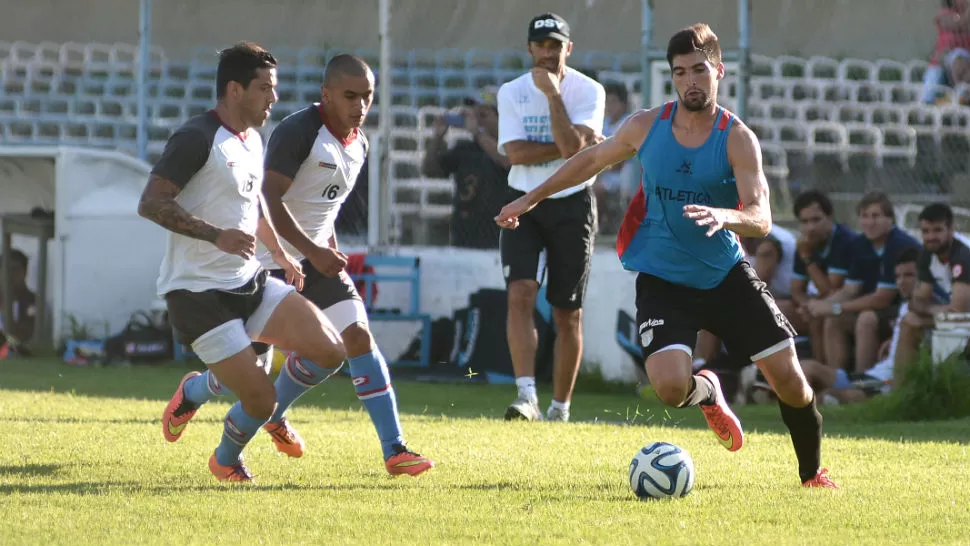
[499,186,597,309]
[269,259,361,310]
[165,269,294,354]
[635,261,797,361]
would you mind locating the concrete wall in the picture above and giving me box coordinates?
[1,0,941,62]
[347,246,640,383]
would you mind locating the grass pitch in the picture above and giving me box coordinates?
[1,359,968,545]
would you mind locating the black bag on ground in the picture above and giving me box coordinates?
[452,288,555,382]
[103,311,174,364]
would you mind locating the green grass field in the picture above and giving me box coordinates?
[1,359,968,545]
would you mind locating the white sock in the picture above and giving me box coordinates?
[515,376,537,401]
[692,358,707,371]
[549,399,570,413]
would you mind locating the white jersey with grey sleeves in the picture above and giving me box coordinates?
[152,111,264,296]
[259,104,368,268]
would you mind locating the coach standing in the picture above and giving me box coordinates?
[496,12,606,422]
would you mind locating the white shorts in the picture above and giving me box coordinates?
[187,275,295,365]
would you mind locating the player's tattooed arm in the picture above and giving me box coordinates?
[137,175,220,243]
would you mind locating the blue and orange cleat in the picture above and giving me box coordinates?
[385,444,434,476]
[208,452,254,482]
[263,417,305,458]
[803,468,839,489]
[162,371,201,442]
[697,369,745,452]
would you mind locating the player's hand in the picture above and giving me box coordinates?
[215,229,257,259]
[530,67,560,96]
[796,237,815,260]
[464,109,480,134]
[431,115,448,138]
[682,205,727,237]
[271,250,305,292]
[307,246,348,277]
[495,195,537,230]
[806,299,834,318]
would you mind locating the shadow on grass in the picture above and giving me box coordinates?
[0,463,65,478]
[2,359,968,445]
[0,478,633,502]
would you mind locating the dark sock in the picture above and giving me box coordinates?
[779,396,823,483]
[677,375,716,408]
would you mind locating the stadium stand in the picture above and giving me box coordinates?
[3,41,969,243]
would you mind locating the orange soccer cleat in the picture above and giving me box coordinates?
[697,369,745,452]
[385,445,434,477]
[263,417,305,458]
[162,371,202,443]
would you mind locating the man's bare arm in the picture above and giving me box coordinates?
[262,169,319,257]
[722,126,771,238]
[137,174,220,242]
[521,109,652,204]
[255,195,287,257]
[503,140,562,166]
[546,93,597,159]
[791,278,810,306]
[474,131,512,170]
[841,287,897,313]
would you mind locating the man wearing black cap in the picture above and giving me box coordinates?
[496,12,606,422]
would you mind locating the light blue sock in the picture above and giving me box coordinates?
[183,370,227,406]
[214,402,269,466]
[348,349,404,460]
[269,354,341,424]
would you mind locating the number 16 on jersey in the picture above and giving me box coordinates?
[322,183,340,200]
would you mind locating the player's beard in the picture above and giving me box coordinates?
[680,90,712,112]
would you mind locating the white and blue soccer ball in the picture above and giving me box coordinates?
[628,442,695,500]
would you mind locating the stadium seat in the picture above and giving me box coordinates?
[870,104,904,126]
[838,58,876,82]
[877,124,918,168]
[806,56,839,81]
[798,101,836,122]
[774,55,807,79]
[806,121,849,168]
[761,142,790,180]
[875,59,907,84]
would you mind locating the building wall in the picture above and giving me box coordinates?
[1,0,940,62]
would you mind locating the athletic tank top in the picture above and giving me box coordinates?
[616,101,744,289]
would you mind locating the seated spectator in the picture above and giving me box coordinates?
[893,203,970,385]
[799,247,920,403]
[422,86,509,249]
[923,0,970,104]
[594,82,637,233]
[806,191,921,373]
[789,190,857,359]
[0,249,37,356]
[759,224,797,302]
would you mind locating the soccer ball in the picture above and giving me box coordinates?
[628,442,695,500]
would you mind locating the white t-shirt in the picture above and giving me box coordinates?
[497,66,605,199]
[747,223,796,298]
[768,224,797,298]
[866,301,908,384]
[151,111,264,296]
[257,104,368,268]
